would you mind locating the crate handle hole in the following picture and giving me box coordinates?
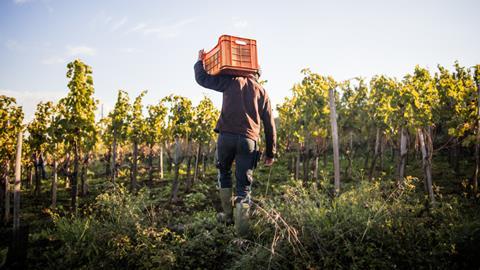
[235,40,247,46]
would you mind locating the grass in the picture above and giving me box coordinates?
[1,155,479,269]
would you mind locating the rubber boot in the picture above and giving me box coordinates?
[217,188,233,225]
[234,201,250,238]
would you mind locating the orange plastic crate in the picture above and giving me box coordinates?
[203,35,259,76]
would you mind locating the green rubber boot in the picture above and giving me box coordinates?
[234,201,250,238]
[217,188,233,225]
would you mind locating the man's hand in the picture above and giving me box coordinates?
[264,157,274,167]
[198,49,205,62]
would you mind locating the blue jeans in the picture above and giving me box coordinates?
[216,132,259,201]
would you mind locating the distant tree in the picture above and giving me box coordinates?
[80,125,97,197]
[403,66,440,203]
[0,95,24,223]
[27,101,54,197]
[163,95,193,202]
[474,65,480,193]
[57,59,97,212]
[436,63,478,192]
[128,91,147,191]
[108,90,131,183]
[190,96,218,190]
[98,116,113,178]
[368,76,404,181]
[145,101,167,186]
[46,104,64,207]
[338,78,368,179]
[21,136,33,190]
[298,69,338,189]
[276,95,298,176]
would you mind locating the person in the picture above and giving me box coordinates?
[194,49,276,237]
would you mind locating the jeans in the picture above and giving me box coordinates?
[216,132,259,201]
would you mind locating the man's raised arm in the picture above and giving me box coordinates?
[194,49,231,92]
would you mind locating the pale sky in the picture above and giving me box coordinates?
[1,0,479,121]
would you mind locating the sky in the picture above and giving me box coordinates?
[1,0,479,121]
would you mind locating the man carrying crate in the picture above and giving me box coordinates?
[194,49,276,237]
